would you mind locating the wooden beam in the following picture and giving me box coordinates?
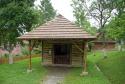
[83,42,87,72]
[81,42,88,76]
[81,42,84,65]
[29,40,32,71]
[72,42,84,53]
[41,41,43,62]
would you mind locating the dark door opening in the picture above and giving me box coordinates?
[53,44,70,64]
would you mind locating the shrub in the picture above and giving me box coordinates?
[3,53,9,58]
[32,48,41,54]
[21,46,29,56]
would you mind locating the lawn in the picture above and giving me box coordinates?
[0,57,47,84]
[63,50,125,84]
[0,51,125,84]
[63,63,111,84]
[63,52,111,84]
[97,51,125,84]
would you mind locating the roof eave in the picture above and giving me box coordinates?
[17,37,96,40]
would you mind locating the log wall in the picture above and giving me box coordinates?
[92,42,116,50]
[42,40,84,66]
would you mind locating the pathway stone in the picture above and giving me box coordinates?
[41,66,71,84]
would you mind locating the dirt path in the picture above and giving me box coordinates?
[41,67,71,84]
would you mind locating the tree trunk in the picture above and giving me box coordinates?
[102,48,107,59]
[102,32,107,59]
[118,39,124,51]
[8,43,14,64]
[8,54,13,64]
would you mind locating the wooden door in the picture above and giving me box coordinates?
[53,44,70,64]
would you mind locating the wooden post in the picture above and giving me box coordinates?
[81,41,88,76]
[81,42,84,66]
[41,40,43,62]
[27,40,32,73]
[83,43,87,72]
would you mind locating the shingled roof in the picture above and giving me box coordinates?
[18,15,96,40]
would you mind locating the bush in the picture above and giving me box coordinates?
[3,53,9,58]
[21,46,29,56]
[32,48,41,54]
[21,46,41,56]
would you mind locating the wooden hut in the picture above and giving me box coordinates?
[18,15,96,75]
[92,33,116,51]
[92,41,116,50]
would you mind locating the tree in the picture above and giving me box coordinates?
[71,0,97,35]
[72,0,115,58]
[89,0,125,36]
[90,0,113,28]
[111,0,125,16]
[106,14,125,51]
[106,14,125,40]
[87,0,115,58]
[0,0,40,64]
[39,0,56,24]
[105,0,125,51]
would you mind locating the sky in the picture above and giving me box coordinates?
[34,0,98,27]
[34,0,75,21]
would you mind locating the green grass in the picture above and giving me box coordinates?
[1,51,125,84]
[0,57,47,84]
[97,51,125,84]
[63,50,125,84]
[63,51,111,84]
[63,62,111,84]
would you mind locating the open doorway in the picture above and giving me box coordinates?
[53,44,71,64]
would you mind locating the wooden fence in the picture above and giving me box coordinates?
[0,55,41,64]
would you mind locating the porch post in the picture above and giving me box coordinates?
[41,40,43,62]
[27,40,32,72]
[81,41,88,76]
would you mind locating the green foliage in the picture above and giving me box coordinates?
[71,0,97,35]
[21,46,41,56]
[105,0,125,41]
[39,0,56,24]
[0,0,41,51]
[0,1,38,32]
[4,53,9,58]
[32,48,41,54]
[0,0,35,8]
[2,53,9,58]
[71,0,87,26]
[109,0,125,16]
[89,0,114,37]
[21,46,29,56]
[106,13,125,40]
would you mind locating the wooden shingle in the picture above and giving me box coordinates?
[18,15,96,40]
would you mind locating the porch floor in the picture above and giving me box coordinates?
[42,63,82,67]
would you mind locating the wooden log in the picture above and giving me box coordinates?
[81,42,88,76]
[72,42,84,53]
[27,40,32,73]
[41,40,43,62]
[83,42,87,71]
